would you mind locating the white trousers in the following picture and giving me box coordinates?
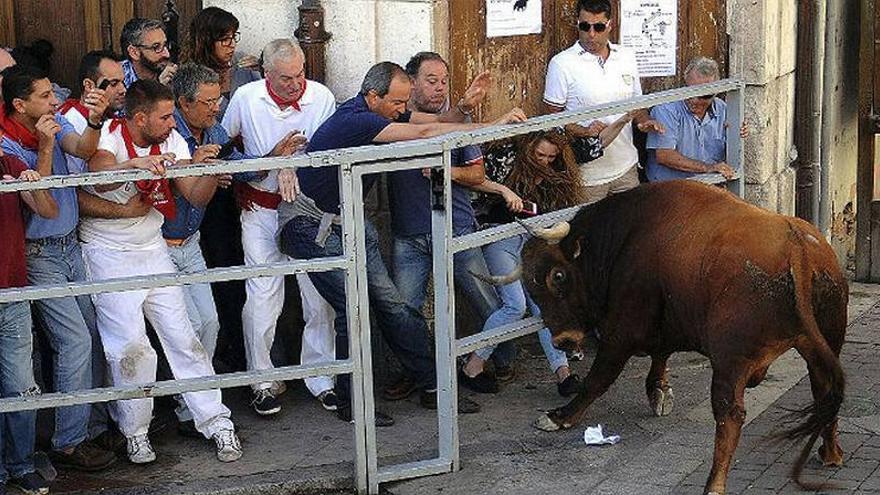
[240,206,335,394]
[81,243,233,439]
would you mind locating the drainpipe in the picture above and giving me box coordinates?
[813,0,829,234]
[817,0,833,236]
[295,0,332,84]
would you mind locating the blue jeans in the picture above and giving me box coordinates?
[25,235,98,450]
[479,234,568,373]
[392,226,515,367]
[0,302,39,483]
[280,216,435,406]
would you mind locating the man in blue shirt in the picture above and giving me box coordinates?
[646,57,736,182]
[0,64,118,471]
[386,52,512,399]
[278,61,526,425]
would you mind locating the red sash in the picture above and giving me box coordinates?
[266,79,305,111]
[233,182,282,211]
[0,106,39,150]
[109,118,177,220]
[58,99,90,121]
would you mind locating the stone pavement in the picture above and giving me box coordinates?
[41,283,880,495]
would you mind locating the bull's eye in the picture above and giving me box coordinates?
[552,269,566,284]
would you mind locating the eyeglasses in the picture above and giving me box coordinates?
[196,96,223,107]
[135,41,170,54]
[217,32,241,47]
[578,21,608,33]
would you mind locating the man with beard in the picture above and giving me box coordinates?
[221,39,337,417]
[384,52,514,399]
[81,79,241,465]
[0,64,118,471]
[119,18,178,87]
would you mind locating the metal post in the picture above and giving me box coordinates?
[431,148,459,468]
[339,163,371,494]
[726,82,746,198]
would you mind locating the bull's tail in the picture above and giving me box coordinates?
[775,247,846,491]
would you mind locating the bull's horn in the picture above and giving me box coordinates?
[469,266,522,286]
[517,219,570,244]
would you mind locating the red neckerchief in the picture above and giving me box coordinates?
[58,99,90,121]
[0,106,39,150]
[109,118,177,220]
[265,79,305,111]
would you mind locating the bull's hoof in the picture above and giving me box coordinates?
[649,386,674,417]
[533,412,561,432]
[818,443,844,467]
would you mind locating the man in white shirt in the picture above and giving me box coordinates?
[543,0,663,202]
[221,39,338,417]
[82,79,241,465]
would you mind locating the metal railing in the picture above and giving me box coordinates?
[0,80,744,494]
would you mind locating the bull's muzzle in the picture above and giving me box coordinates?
[518,220,570,244]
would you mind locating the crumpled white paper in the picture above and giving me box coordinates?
[583,424,621,446]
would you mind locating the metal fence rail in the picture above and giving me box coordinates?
[0,80,744,494]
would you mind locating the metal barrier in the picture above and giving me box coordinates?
[0,80,744,494]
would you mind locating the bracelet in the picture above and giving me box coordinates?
[87,119,104,130]
[456,100,474,116]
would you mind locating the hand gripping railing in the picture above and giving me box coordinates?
[0,80,744,494]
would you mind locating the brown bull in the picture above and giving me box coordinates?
[518,181,847,495]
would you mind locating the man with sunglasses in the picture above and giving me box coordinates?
[119,18,178,88]
[543,0,663,202]
[646,57,738,182]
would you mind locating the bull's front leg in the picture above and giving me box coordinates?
[704,368,747,495]
[646,354,674,416]
[534,347,631,431]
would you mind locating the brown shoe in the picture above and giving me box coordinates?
[49,441,117,472]
[382,375,417,401]
[91,430,126,455]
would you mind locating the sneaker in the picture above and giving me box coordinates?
[458,368,499,394]
[317,390,339,411]
[251,389,281,416]
[212,429,242,463]
[126,434,156,464]
[419,390,481,414]
[495,365,516,384]
[382,375,417,401]
[336,405,395,427]
[49,441,117,472]
[557,374,582,397]
[8,472,48,495]
[177,420,201,439]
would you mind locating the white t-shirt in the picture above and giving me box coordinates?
[79,125,192,250]
[544,42,642,186]
[221,79,336,193]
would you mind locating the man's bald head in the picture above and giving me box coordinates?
[0,49,15,97]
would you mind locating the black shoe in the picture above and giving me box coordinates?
[382,375,417,401]
[336,405,395,427]
[91,429,127,454]
[419,390,481,414]
[458,368,499,394]
[252,389,282,416]
[49,441,117,472]
[557,374,582,397]
[495,365,516,384]
[177,420,202,439]
[317,390,339,411]
[9,472,49,495]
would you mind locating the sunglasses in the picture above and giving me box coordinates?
[578,21,608,33]
[696,94,717,100]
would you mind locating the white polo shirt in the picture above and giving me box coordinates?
[79,125,191,251]
[221,79,336,193]
[544,42,642,186]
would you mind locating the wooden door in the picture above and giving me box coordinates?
[0,0,201,91]
[448,0,728,120]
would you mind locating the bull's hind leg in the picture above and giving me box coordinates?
[646,354,674,416]
[704,367,747,495]
[535,347,631,431]
[807,363,844,467]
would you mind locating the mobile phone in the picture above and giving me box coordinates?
[520,200,538,216]
[97,79,111,91]
[217,140,238,159]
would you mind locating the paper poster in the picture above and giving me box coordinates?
[619,0,677,77]
[486,0,542,38]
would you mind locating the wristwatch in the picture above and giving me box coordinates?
[87,119,104,130]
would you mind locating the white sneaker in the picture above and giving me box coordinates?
[127,434,156,464]
[213,429,242,462]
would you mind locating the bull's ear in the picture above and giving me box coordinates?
[561,235,584,261]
